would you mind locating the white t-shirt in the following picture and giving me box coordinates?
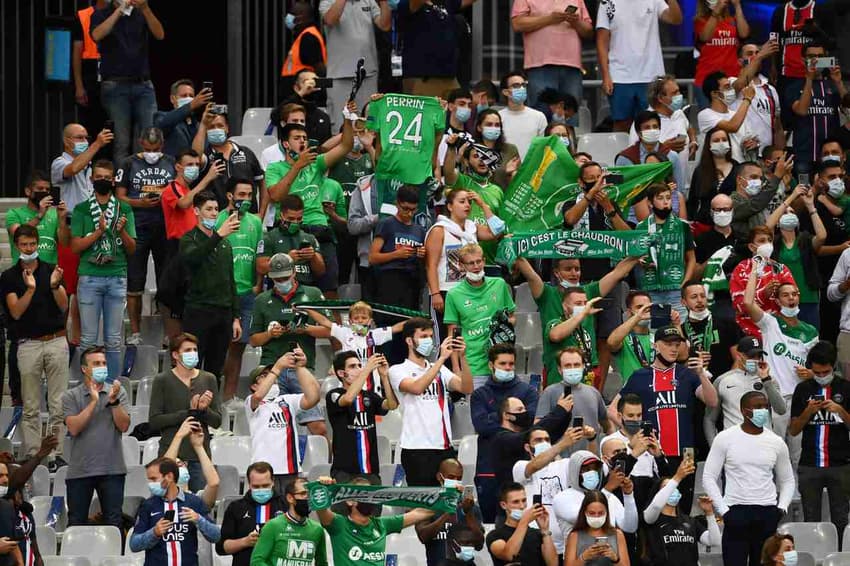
[260,143,284,171]
[513,458,571,554]
[246,393,304,474]
[730,75,781,154]
[596,0,667,84]
[389,359,456,450]
[756,314,819,396]
[498,107,548,160]
[698,107,748,163]
[331,323,394,394]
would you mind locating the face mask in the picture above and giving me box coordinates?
[828,177,846,198]
[93,179,113,196]
[654,207,673,219]
[509,411,532,429]
[710,141,731,156]
[0,487,8,498]
[493,368,515,382]
[181,351,199,369]
[823,154,842,164]
[252,488,274,504]
[458,546,476,562]
[783,551,799,566]
[756,243,774,259]
[183,166,200,182]
[177,97,193,108]
[636,318,651,327]
[722,89,737,106]
[178,467,190,485]
[749,407,770,428]
[482,126,501,141]
[352,137,363,153]
[509,509,523,521]
[623,420,642,435]
[559,277,574,289]
[667,94,685,111]
[533,441,552,456]
[30,191,49,205]
[510,87,527,105]
[455,107,471,123]
[441,478,461,490]
[779,213,799,231]
[286,149,301,161]
[562,367,584,385]
[477,103,489,113]
[667,488,682,507]
[744,359,759,375]
[285,13,296,30]
[275,280,294,294]
[280,220,301,235]
[744,179,762,196]
[73,141,89,155]
[581,470,600,490]
[265,385,281,400]
[201,217,217,230]
[586,513,607,529]
[356,502,377,516]
[640,128,662,144]
[814,372,834,385]
[689,308,710,321]
[294,499,310,517]
[560,136,571,148]
[92,366,109,384]
[655,352,676,367]
[148,481,167,498]
[712,210,733,227]
[466,270,485,283]
[571,305,585,318]
[415,337,434,357]
[143,152,162,165]
[780,305,800,318]
[207,128,227,146]
[19,251,38,262]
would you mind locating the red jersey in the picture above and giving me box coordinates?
[729,257,797,338]
[161,180,198,240]
[771,0,816,79]
[694,16,742,87]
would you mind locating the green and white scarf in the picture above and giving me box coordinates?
[640,214,688,291]
[88,194,120,265]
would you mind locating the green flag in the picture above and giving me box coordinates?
[497,136,673,231]
[307,482,461,514]
[496,229,653,268]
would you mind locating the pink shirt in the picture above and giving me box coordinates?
[511,0,591,70]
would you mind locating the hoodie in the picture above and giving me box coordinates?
[551,450,639,538]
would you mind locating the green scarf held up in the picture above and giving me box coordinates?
[495,229,654,269]
[87,193,121,265]
[306,482,461,514]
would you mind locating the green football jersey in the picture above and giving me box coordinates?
[325,513,404,566]
[250,514,328,566]
[366,94,444,184]
[215,210,263,296]
[6,206,60,265]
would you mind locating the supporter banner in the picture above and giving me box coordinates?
[294,300,428,320]
[496,229,653,268]
[498,136,672,231]
[307,482,461,513]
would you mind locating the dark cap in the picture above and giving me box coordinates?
[654,326,685,342]
[248,365,270,383]
[737,336,765,357]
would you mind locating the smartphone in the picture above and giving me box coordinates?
[532,494,543,507]
[103,119,114,132]
[203,81,214,92]
[164,510,175,522]
[815,56,837,69]
[614,459,626,473]
[315,77,334,89]
[605,173,625,185]
[683,447,695,461]
[563,384,572,398]
[565,4,578,13]
[211,104,229,115]
[298,241,312,249]
[812,394,826,401]
[650,304,671,328]
[452,327,461,339]
[769,32,779,42]
[49,186,61,206]
[51,425,62,438]
[799,173,810,186]
[595,536,609,546]
[255,523,265,533]
[288,341,300,352]
[145,192,159,199]
[573,416,584,429]
[640,421,654,437]
[211,151,224,164]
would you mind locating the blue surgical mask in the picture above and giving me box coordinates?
[207,128,227,146]
[667,488,682,507]
[148,481,167,498]
[783,551,798,566]
[352,137,363,153]
[510,87,527,105]
[477,103,489,114]
[415,337,434,357]
[749,408,770,428]
[275,280,294,294]
[745,179,762,196]
[19,251,38,262]
[285,13,296,30]
[177,97,193,108]
[581,470,600,490]
[92,366,109,384]
[183,166,200,182]
[828,177,846,198]
[493,368,515,382]
[201,218,217,230]
[533,441,552,456]
[562,367,584,385]
[482,126,501,141]
[443,478,461,490]
[252,488,274,504]
[455,107,471,123]
[560,136,571,148]
[73,141,89,155]
[744,359,759,375]
[779,213,799,231]
[780,305,800,318]
[181,351,199,369]
[178,467,190,485]
[458,546,476,562]
[509,509,523,521]
[668,94,684,111]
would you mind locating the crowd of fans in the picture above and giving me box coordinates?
[4,0,850,564]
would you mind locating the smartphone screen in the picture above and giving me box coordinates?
[49,187,61,206]
[650,304,671,328]
[563,384,572,398]
[641,422,654,437]
[164,510,175,522]
[605,173,625,185]
[532,494,542,507]
[452,327,461,339]
[799,173,810,186]
[573,416,584,429]
[565,4,577,13]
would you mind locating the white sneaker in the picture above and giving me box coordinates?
[125,333,143,346]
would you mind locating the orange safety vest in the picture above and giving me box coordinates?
[280,26,327,77]
[77,7,100,60]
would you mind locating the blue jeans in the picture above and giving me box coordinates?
[277,369,323,424]
[100,80,157,164]
[78,275,126,380]
[526,65,584,107]
[66,474,125,528]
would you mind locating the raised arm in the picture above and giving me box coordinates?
[742,265,765,323]
[514,257,545,299]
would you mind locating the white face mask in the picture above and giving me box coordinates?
[710,141,731,156]
[712,210,733,227]
[689,308,710,321]
[466,270,485,282]
[571,305,585,319]
[722,89,737,106]
[640,128,662,144]
[744,179,762,196]
[586,514,607,529]
[755,243,774,259]
[143,152,163,165]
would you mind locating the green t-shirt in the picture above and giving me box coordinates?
[613,332,653,385]
[448,173,504,263]
[535,281,600,384]
[328,153,374,205]
[250,514,327,566]
[444,277,516,376]
[777,239,818,304]
[320,177,348,219]
[258,228,322,285]
[250,284,325,367]
[366,94,444,184]
[325,513,404,566]
[6,206,60,265]
[266,156,329,226]
[71,198,137,277]
[635,215,694,291]
[215,210,263,296]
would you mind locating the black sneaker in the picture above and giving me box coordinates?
[48,457,67,474]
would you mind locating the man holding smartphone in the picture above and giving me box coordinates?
[256,195,326,288]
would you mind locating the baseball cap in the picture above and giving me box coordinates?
[737,336,765,357]
[248,365,270,384]
[654,326,685,342]
[268,253,295,279]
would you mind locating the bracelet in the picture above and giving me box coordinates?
[430,292,440,297]
[50,285,60,290]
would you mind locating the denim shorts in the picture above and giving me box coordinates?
[609,83,649,122]
[238,293,255,344]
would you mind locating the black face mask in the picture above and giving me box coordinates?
[622,420,642,435]
[509,411,532,429]
[93,179,113,196]
[655,352,676,367]
[30,192,49,205]
[654,207,673,220]
[356,502,378,516]
[293,499,310,517]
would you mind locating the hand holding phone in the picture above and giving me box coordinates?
[573,416,584,429]
[164,510,175,522]
[532,494,543,507]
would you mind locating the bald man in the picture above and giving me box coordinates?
[50,123,114,215]
[415,459,484,566]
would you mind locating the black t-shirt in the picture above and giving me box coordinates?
[646,513,706,566]
[791,377,850,468]
[815,199,848,279]
[486,523,545,566]
[562,195,615,281]
[694,229,737,264]
[0,261,66,339]
[326,388,388,476]
[421,506,483,566]
[0,500,18,566]
[201,142,264,211]
[116,154,176,226]
[398,0,461,78]
[90,6,151,79]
